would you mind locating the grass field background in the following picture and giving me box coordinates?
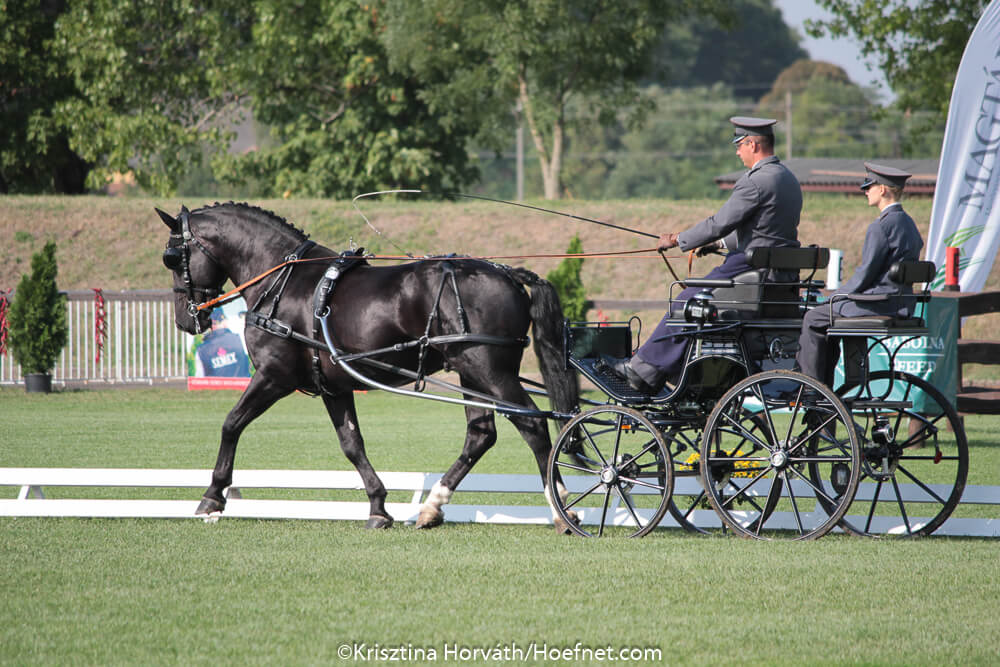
[2,387,999,665]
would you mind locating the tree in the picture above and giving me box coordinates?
[648,0,808,99]
[214,0,478,197]
[806,0,991,116]
[51,0,255,195]
[7,242,68,377]
[603,84,744,199]
[382,0,729,200]
[43,0,478,197]
[0,0,89,193]
[547,235,587,322]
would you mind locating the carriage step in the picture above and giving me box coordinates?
[844,399,913,410]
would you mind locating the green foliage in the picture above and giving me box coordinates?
[7,241,67,374]
[807,0,991,117]
[52,0,255,195]
[647,0,808,99]
[0,0,89,193]
[382,0,729,199]
[213,1,478,198]
[602,84,745,199]
[755,60,944,158]
[546,235,587,322]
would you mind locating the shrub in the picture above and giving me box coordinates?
[546,235,588,322]
[8,241,68,374]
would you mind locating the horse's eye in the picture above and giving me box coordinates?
[162,247,184,271]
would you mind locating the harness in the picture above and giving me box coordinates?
[310,256,527,395]
[162,207,227,325]
[164,212,528,397]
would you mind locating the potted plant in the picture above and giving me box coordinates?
[7,241,68,393]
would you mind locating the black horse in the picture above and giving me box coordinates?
[156,202,579,530]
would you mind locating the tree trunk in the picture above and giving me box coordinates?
[519,76,563,200]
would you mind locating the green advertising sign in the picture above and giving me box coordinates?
[832,297,958,413]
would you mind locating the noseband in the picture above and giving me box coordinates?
[162,208,226,322]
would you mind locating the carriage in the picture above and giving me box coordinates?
[157,202,967,541]
[550,247,968,539]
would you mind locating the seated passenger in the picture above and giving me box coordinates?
[795,162,924,384]
[612,116,801,393]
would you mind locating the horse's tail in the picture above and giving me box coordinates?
[507,267,579,418]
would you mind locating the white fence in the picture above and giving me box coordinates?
[1,468,997,537]
[0,290,186,386]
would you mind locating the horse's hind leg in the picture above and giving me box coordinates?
[417,401,497,529]
[197,374,292,516]
[322,392,393,529]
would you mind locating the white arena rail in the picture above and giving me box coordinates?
[0,289,186,387]
[1,468,997,537]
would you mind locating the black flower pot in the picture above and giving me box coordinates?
[24,373,53,394]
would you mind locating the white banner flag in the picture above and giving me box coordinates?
[926,0,1000,291]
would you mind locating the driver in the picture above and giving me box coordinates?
[611,116,802,393]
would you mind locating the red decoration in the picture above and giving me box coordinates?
[0,289,10,356]
[93,288,107,363]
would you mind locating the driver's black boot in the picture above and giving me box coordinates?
[602,356,659,395]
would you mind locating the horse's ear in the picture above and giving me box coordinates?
[155,207,179,232]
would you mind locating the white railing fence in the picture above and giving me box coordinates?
[0,290,187,386]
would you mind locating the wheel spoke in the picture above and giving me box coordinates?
[783,470,806,536]
[787,464,844,507]
[718,411,772,453]
[864,479,883,534]
[619,476,664,492]
[580,422,610,466]
[891,475,914,535]
[597,486,613,536]
[616,486,644,528]
[563,481,604,510]
[895,463,949,505]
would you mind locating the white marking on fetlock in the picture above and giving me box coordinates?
[421,481,453,517]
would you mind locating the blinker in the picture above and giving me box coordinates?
[163,247,184,271]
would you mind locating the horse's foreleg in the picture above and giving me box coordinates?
[197,374,292,516]
[322,393,392,529]
[417,404,497,529]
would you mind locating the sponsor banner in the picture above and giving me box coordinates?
[833,297,958,411]
[187,298,253,390]
[926,1,1000,291]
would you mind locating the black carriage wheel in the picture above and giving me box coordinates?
[664,423,713,534]
[663,412,769,535]
[548,406,673,538]
[700,370,861,540]
[825,370,969,537]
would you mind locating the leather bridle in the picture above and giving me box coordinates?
[162,208,226,329]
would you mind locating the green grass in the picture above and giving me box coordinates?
[2,387,1000,665]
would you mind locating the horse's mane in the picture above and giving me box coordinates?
[195,201,309,240]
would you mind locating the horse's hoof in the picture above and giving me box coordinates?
[196,496,226,516]
[553,510,580,535]
[365,514,394,530]
[553,517,574,535]
[415,510,445,529]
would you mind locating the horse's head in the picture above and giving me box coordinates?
[156,206,228,335]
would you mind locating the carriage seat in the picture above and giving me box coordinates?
[826,260,935,337]
[706,246,829,320]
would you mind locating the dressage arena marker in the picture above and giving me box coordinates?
[1,468,998,536]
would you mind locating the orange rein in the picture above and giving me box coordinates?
[197,246,683,312]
